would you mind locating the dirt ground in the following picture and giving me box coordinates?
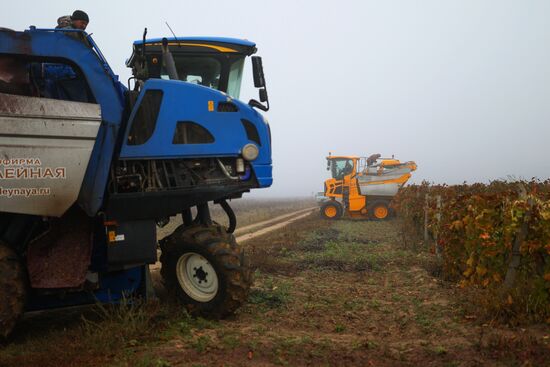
[1,213,549,367]
[150,215,549,367]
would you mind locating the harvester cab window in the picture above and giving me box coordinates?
[227,58,245,99]
[331,159,354,180]
[127,89,164,145]
[162,56,221,90]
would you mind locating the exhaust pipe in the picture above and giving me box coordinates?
[161,38,179,80]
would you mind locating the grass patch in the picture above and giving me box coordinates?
[333,221,381,244]
[296,228,339,252]
[298,240,389,271]
[285,220,410,272]
[334,324,346,333]
[248,276,292,309]
[0,298,169,367]
[191,335,212,353]
[219,333,240,349]
[342,299,364,311]
[0,297,225,367]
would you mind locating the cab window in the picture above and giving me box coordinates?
[331,159,354,180]
[161,56,221,90]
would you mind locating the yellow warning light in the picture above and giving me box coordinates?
[208,100,214,112]
[152,57,158,64]
[108,231,116,242]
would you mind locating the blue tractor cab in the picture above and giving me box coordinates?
[0,26,272,337]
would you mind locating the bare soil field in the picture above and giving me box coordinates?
[1,213,548,367]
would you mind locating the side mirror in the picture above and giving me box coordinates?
[259,88,268,103]
[249,99,268,112]
[248,56,269,111]
[252,56,265,88]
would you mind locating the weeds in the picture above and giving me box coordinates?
[219,333,240,349]
[81,297,160,349]
[249,277,292,308]
[191,335,212,353]
[299,240,386,271]
[334,324,346,333]
[296,228,339,251]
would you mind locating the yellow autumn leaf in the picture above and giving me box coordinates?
[476,266,487,276]
[451,220,462,230]
[482,278,490,287]
[544,273,550,282]
[466,256,475,267]
[507,295,513,305]
[493,273,502,283]
[463,268,474,277]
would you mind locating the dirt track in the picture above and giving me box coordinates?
[235,207,316,242]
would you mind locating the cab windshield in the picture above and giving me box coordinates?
[160,55,245,99]
[330,159,354,180]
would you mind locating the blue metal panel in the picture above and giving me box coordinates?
[0,28,126,216]
[231,98,273,188]
[134,37,256,48]
[94,266,144,303]
[120,79,272,187]
[26,266,145,310]
[251,164,273,187]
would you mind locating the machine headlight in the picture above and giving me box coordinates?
[242,143,259,161]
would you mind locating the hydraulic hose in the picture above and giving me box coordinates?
[216,159,239,180]
[218,199,236,233]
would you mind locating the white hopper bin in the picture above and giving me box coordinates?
[0,93,101,217]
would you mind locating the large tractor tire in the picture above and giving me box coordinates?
[368,200,391,221]
[0,243,27,338]
[160,223,252,318]
[320,201,343,220]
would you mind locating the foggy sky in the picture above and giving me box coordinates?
[3,1,550,197]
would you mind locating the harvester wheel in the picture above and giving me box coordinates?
[368,200,391,220]
[160,223,252,318]
[0,243,27,338]
[320,201,343,220]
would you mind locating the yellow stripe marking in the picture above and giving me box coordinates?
[145,42,238,53]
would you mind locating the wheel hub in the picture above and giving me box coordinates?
[193,266,208,283]
[374,205,388,219]
[176,252,219,302]
[325,205,337,217]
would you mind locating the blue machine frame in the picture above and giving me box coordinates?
[0,28,272,215]
[0,27,273,309]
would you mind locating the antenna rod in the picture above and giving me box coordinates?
[165,22,179,42]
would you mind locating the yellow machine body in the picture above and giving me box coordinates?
[321,154,417,220]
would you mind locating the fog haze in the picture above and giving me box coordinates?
[4,0,550,197]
